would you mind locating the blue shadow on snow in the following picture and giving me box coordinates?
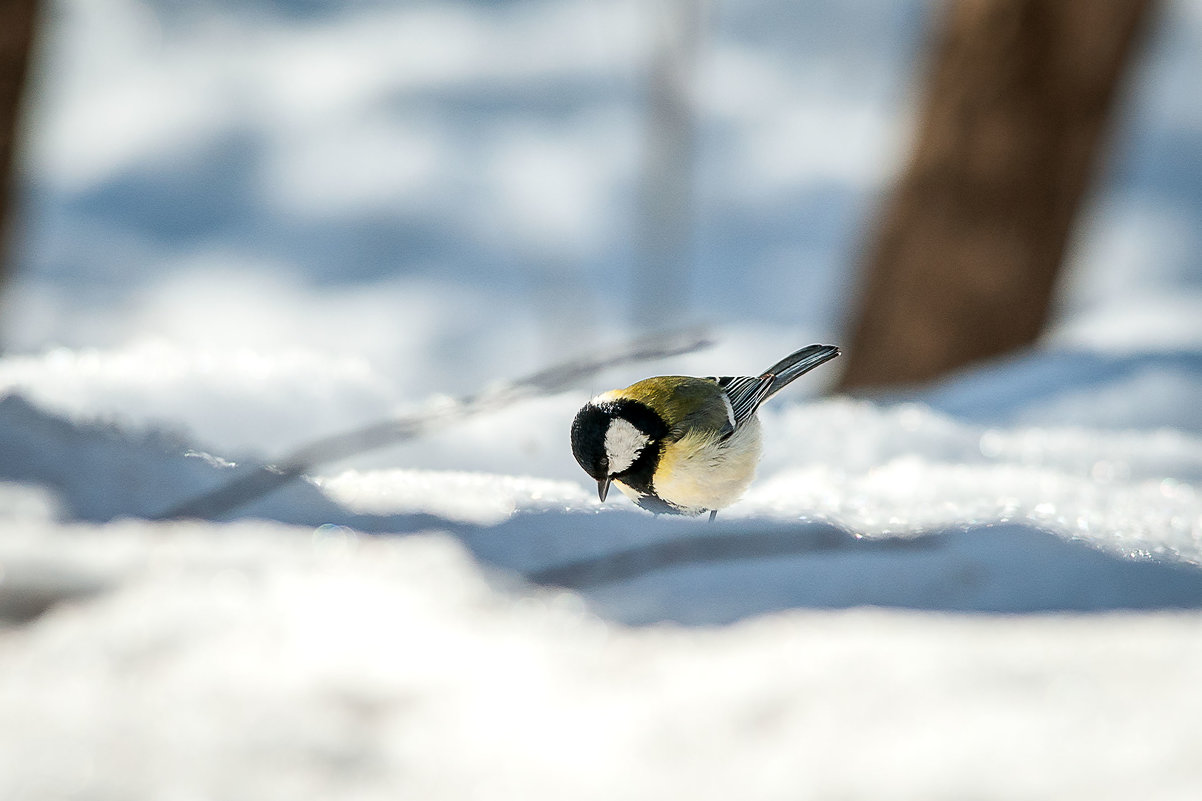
[465,510,1202,626]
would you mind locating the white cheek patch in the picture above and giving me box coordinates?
[604,417,650,474]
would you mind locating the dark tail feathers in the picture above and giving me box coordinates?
[762,344,840,401]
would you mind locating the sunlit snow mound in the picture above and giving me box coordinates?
[4,337,1202,620]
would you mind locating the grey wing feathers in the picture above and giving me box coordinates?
[713,375,776,428]
[711,344,840,429]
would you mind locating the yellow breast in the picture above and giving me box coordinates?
[618,416,762,514]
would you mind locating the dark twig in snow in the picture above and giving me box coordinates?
[525,524,937,589]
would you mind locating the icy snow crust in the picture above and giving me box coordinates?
[5,0,1202,798]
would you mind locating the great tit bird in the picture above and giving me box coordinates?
[570,344,839,520]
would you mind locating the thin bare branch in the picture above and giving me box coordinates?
[153,329,713,521]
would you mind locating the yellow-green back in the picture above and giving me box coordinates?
[618,376,732,440]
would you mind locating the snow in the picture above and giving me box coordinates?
[5,521,1202,801]
[3,0,1202,798]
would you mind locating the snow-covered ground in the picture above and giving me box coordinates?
[3,0,1202,798]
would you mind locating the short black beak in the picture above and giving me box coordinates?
[597,477,611,502]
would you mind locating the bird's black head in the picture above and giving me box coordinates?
[570,402,613,481]
[570,397,670,485]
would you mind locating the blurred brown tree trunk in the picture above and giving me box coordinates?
[0,0,38,317]
[837,0,1156,391]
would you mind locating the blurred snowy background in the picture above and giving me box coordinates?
[2,0,1202,798]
